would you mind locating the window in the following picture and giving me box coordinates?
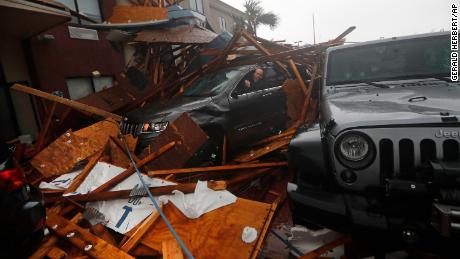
[66,76,114,100]
[219,17,227,32]
[189,0,204,13]
[55,0,102,23]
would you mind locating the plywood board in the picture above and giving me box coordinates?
[108,6,168,24]
[134,198,273,259]
[31,131,99,178]
[140,113,208,170]
[282,79,305,126]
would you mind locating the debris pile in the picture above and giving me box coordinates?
[8,3,357,256]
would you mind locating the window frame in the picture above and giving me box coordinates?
[56,0,103,24]
[66,75,114,100]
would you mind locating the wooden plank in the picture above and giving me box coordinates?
[46,213,134,259]
[30,131,100,178]
[148,162,288,177]
[139,113,208,171]
[29,213,84,259]
[298,235,351,259]
[121,204,163,252]
[282,79,306,127]
[251,129,296,147]
[63,144,106,195]
[35,102,57,153]
[90,224,117,246]
[11,84,123,121]
[90,141,176,194]
[134,198,274,259]
[56,181,226,203]
[233,139,291,163]
[46,246,67,259]
[108,6,167,23]
[250,199,280,259]
[240,30,289,76]
[288,59,308,96]
[299,64,318,124]
[162,239,184,259]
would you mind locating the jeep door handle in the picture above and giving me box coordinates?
[262,92,272,97]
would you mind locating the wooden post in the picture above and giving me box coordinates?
[11,84,123,122]
[288,59,308,96]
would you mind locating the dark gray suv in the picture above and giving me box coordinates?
[121,64,288,158]
[288,32,459,252]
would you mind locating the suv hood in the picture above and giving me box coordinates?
[125,96,214,122]
[323,80,460,134]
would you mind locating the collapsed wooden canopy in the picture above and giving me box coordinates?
[134,25,218,44]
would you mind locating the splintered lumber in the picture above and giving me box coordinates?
[233,138,292,163]
[140,113,208,170]
[29,213,84,259]
[31,131,100,178]
[298,235,351,259]
[252,129,296,147]
[299,64,318,124]
[133,198,275,259]
[91,141,176,194]
[46,213,134,259]
[55,181,227,203]
[121,204,163,253]
[11,84,123,121]
[282,79,307,126]
[108,6,168,23]
[288,60,308,96]
[63,145,106,195]
[148,162,288,176]
[162,239,184,259]
[250,199,280,259]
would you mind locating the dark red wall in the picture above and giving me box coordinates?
[29,0,124,96]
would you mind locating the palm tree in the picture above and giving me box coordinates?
[243,0,279,36]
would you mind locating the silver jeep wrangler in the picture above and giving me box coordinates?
[288,31,459,253]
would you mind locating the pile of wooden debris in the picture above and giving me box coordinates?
[8,16,355,257]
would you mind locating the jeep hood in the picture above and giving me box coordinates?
[323,82,460,134]
[125,96,214,122]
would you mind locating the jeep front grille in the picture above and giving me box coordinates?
[379,138,460,179]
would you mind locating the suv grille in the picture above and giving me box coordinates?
[120,121,142,136]
[379,138,460,179]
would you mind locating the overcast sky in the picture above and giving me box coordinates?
[221,0,452,45]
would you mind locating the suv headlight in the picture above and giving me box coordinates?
[335,131,375,169]
[141,121,169,134]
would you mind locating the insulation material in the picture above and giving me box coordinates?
[140,113,208,170]
[31,131,99,177]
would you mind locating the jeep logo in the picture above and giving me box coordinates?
[435,129,460,139]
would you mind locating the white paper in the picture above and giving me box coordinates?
[39,171,81,190]
[164,181,237,219]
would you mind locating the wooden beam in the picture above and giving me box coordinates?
[63,144,107,195]
[54,181,227,203]
[148,162,288,176]
[90,141,176,194]
[46,213,134,259]
[240,30,290,76]
[120,204,163,252]
[299,64,318,124]
[11,84,123,122]
[288,59,308,96]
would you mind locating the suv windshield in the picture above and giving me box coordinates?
[326,34,453,85]
[183,69,241,97]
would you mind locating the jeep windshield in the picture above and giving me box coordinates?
[182,69,241,97]
[326,34,453,86]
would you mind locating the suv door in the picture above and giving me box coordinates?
[227,67,287,149]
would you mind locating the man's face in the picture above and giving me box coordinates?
[253,69,264,82]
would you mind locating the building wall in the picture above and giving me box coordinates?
[0,37,40,140]
[181,0,245,34]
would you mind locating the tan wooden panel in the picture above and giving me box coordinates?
[31,131,99,178]
[135,198,272,259]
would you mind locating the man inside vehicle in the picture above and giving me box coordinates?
[242,68,264,91]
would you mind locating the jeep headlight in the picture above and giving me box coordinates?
[141,121,169,133]
[339,134,369,161]
[335,131,375,169]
